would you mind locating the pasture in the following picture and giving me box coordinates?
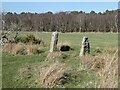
[2,32,118,88]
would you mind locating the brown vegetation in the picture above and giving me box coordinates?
[42,63,67,87]
[81,48,118,88]
[46,52,62,61]
[16,47,118,88]
[17,62,69,88]
[26,44,43,55]
[3,43,44,55]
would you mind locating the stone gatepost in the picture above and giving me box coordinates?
[79,36,90,56]
[50,31,59,52]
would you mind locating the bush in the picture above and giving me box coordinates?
[15,36,27,43]
[15,34,42,44]
[33,38,41,44]
[25,34,36,43]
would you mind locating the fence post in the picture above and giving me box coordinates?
[50,31,59,52]
[79,36,90,57]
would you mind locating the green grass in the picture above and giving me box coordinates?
[2,52,48,88]
[11,32,118,47]
[2,32,118,88]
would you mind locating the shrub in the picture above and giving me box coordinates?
[25,34,36,43]
[15,36,27,43]
[15,34,43,44]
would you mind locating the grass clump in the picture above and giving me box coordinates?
[81,48,118,88]
[42,63,67,87]
[15,61,70,88]
[3,43,26,55]
[12,43,27,55]
[3,43,44,55]
[26,44,44,55]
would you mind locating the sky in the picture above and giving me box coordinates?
[2,0,119,2]
[2,2,118,14]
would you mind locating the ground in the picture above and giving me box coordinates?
[2,32,118,88]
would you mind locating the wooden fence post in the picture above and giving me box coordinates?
[50,31,59,52]
[79,36,90,57]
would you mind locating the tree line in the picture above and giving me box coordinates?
[2,9,119,32]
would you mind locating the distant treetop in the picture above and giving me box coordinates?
[6,9,118,15]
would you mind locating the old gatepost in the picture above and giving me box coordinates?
[50,31,59,52]
[79,36,90,57]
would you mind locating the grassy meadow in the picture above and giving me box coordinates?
[2,32,118,88]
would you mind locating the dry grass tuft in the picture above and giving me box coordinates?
[3,43,44,55]
[17,62,68,88]
[41,63,67,87]
[81,55,105,71]
[12,43,26,55]
[97,50,118,88]
[3,43,13,53]
[103,47,117,54]
[26,44,44,55]
[46,52,62,61]
[94,47,102,54]
[81,48,118,88]
[3,43,26,55]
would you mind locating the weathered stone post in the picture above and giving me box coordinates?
[50,31,59,52]
[79,36,90,57]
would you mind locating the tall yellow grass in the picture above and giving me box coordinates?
[26,44,43,55]
[42,63,66,87]
[97,50,118,88]
[81,48,118,88]
[3,43,43,55]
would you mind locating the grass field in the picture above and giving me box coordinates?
[2,32,118,88]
